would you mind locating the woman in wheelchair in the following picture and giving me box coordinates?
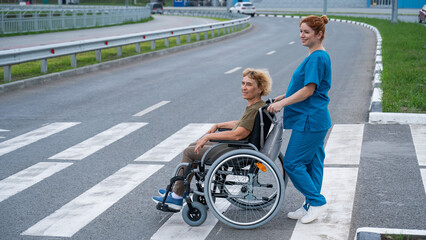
[152,68,272,211]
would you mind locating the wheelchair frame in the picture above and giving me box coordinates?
[156,102,288,229]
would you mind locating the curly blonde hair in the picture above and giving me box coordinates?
[242,68,272,96]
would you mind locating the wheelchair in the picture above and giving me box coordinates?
[156,100,287,229]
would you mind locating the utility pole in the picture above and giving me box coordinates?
[391,0,398,23]
[323,0,327,15]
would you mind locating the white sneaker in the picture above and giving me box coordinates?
[301,204,327,224]
[287,206,307,220]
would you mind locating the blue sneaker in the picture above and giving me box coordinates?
[158,189,186,198]
[152,193,183,210]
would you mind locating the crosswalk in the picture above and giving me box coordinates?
[0,122,425,239]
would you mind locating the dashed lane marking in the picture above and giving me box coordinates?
[133,101,170,117]
[224,67,242,74]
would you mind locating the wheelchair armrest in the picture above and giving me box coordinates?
[217,128,232,132]
[210,139,249,144]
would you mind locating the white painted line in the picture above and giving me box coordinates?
[49,122,148,160]
[0,129,10,132]
[372,88,382,102]
[356,227,426,237]
[133,101,170,117]
[325,124,364,165]
[0,162,73,203]
[224,67,242,74]
[22,164,163,238]
[266,50,276,55]
[421,169,426,194]
[288,41,295,45]
[290,168,358,240]
[410,125,426,167]
[134,123,214,162]
[0,122,80,157]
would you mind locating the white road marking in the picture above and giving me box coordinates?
[410,125,426,167]
[134,123,214,162]
[266,50,276,55]
[325,124,364,165]
[133,101,170,117]
[49,122,147,160]
[0,123,80,158]
[0,162,73,203]
[290,168,358,240]
[288,41,295,45]
[224,67,242,74]
[22,164,163,238]
[421,169,426,194]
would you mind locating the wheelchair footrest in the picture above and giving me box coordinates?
[156,202,180,213]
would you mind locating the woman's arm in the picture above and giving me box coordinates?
[206,120,239,134]
[267,83,316,113]
[194,126,250,154]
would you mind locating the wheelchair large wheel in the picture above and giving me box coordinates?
[204,149,285,229]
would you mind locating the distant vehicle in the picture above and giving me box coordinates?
[229,2,256,17]
[419,5,426,23]
[146,2,163,14]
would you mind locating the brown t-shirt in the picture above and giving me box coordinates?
[233,100,266,139]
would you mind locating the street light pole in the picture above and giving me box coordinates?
[391,0,398,23]
[323,0,327,15]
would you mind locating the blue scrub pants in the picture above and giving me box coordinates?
[283,129,328,210]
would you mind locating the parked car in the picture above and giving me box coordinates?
[146,2,163,14]
[419,5,426,23]
[229,2,256,17]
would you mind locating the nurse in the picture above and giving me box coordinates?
[267,15,331,224]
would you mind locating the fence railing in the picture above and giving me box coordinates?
[0,5,151,34]
[0,9,250,81]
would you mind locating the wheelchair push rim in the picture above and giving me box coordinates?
[204,150,285,229]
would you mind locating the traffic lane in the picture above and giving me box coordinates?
[0,15,219,50]
[0,17,376,239]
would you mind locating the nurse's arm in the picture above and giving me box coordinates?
[267,83,316,113]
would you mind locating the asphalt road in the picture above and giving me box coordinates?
[0,16,425,240]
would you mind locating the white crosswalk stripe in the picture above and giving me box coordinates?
[324,124,364,165]
[291,124,363,240]
[134,123,213,162]
[22,164,163,238]
[0,122,80,157]
[410,125,426,194]
[49,122,148,160]
[0,162,73,203]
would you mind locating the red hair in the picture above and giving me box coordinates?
[299,15,329,41]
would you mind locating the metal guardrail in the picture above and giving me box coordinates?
[0,5,151,34]
[0,9,250,82]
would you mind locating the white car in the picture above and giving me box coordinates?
[230,2,256,17]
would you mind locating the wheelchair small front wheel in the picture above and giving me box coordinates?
[182,202,207,226]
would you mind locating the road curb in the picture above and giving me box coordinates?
[0,24,253,95]
[355,227,426,240]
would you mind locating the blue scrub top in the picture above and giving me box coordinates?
[284,50,332,132]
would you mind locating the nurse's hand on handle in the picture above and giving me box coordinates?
[267,100,285,113]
